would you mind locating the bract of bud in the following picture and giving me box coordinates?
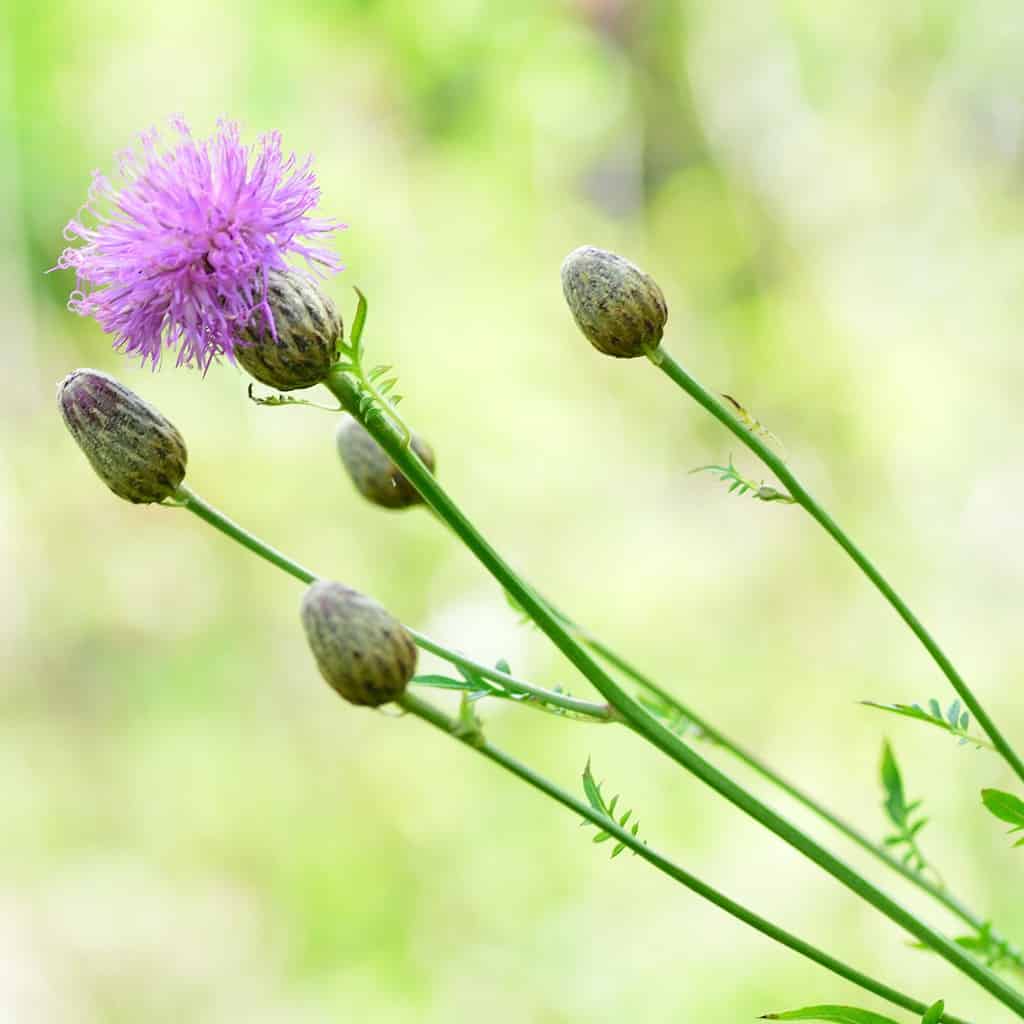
[236,269,342,391]
[300,580,418,707]
[58,368,187,503]
[560,246,668,358]
[335,418,435,509]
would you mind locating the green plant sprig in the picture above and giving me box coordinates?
[644,344,1024,788]
[411,655,613,724]
[171,479,966,1022]
[540,602,1024,975]
[398,691,969,1024]
[880,742,941,886]
[323,364,1024,1019]
[580,758,644,857]
[332,287,411,444]
[690,454,796,504]
[862,700,994,753]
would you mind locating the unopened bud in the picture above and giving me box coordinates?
[300,580,418,707]
[336,418,435,509]
[236,269,342,391]
[58,369,187,503]
[560,246,668,358]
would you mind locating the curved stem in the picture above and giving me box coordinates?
[399,691,972,1024]
[324,367,1024,1019]
[647,345,1024,787]
[174,484,612,723]
[550,605,1023,969]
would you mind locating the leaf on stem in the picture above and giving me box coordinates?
[759,1006,900,1023]
[981,789,1024,849]
[690,454,795,504]
[861,700,992,752]
[580,759,644,858]
[879,742,937,881]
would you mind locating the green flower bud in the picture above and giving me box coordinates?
[58,368,187,504]
[336,418,436,510]
[236,269,342,391]
[560,246,668,358]
[300,580,418,707]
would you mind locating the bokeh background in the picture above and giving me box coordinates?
[3,0,1024,1020]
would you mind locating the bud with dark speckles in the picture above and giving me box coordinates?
[336,418,435,509]
[58,369,188,504]
[300,580,418,707]
[560,246,668,358]
[236,269,342,390]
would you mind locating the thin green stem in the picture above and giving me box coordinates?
[550,605,1023,970]
[399,691,972,1024]
[173,485,612,723]
[408,630,617,721]
[325,367,1024,1019]
[176,483,317,584]
[647,345,1024,787]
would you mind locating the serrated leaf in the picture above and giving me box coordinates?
[861,701,993,752]
[920,1001,944,1024]
[760,1006,901,1023]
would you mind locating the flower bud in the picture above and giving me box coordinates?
[301,580,418,707]
[335,418,435,509]
[58,369,187,504]
[236,269,342,391]
[560,246,668,358]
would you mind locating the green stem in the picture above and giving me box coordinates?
[409,631,617,721]
[173,484,612,723]
[647,345,1024,787]
[399,691,971,1024]
[552,606,1022,969]
[324,367,1024,1019]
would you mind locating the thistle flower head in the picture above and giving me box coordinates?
[336,418,435,509]
[58,368,187,503]
[55,117,343,371]
[561,246,667,358]
[300,580,418,707]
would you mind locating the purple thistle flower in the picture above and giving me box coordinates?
[55,117,344,371]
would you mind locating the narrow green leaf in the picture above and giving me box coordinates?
[921,1000,944,1024]
[350,286,368,349]
[582,759,605,815]
[760,1006,900,1023]
[880,741,904,809]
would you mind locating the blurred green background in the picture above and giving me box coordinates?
[3,0,1024,1020]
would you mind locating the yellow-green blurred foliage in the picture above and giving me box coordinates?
[3,0,1024,1020]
